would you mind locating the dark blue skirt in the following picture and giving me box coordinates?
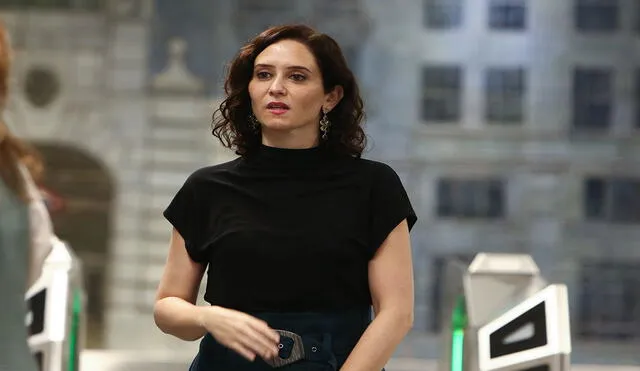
[188,308,382,370]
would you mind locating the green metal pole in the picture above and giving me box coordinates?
[68,290,82,371]
[450,295,468,371]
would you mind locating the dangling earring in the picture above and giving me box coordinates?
[319,108,331,140]
[248,112,260,132]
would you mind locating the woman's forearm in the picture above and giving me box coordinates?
[340,309,413,371]
[153,297,208,341]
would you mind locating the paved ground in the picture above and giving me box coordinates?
[80,352,637,371]
[80,351,436,370]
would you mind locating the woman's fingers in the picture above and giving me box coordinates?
[250,318,281,343]
[204,306,282,361]
[240,323,279,358]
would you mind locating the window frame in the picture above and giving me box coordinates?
[485,67,526,124]
[424,0,464,29]
[436,178,506,219]
[488,0,527,30]
[574,0,619,32]
[572,68,613,132]
[421,65,463,123]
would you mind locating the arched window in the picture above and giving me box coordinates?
[34,143,114,348]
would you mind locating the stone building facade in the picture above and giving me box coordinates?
[2,0,639,365]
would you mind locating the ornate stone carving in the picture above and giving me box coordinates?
[151,38,204,94]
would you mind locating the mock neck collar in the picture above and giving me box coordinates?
[243,143,330,170]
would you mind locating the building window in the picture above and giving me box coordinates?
[584,177,640,223]
[578,260,640,340]
[489,0,526,30]
[437,178,506,219]
[424,0,463,29]
[421,66,462,122]
[430,253,475,333]
[485,67,526,123]
[0,0,101,10]
[572,68,613,131]
[575,0,619,32]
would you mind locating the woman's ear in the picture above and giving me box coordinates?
[324,85,344,112]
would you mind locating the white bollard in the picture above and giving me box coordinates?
[439,253,572,371]
[25,237,86,371]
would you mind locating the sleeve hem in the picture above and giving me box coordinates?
[369,212,417,260]
[163,209,206,264]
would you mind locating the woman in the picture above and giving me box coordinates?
[155,24,417,371]
[0,21,53,371]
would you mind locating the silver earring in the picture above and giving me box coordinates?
[248,113,260,132]
[320,109,331,140]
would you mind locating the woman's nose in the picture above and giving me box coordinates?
[268,76,286,96]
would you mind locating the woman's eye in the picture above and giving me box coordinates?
[290,73,306,81]
[256,71,271,79]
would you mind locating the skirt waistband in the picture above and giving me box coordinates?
[246,307,372,351]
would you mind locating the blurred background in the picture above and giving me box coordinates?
[2,0,639,369]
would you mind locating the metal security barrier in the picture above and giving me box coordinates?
[25,238,86,371]
[441,253,571,371]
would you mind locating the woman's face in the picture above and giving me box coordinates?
[248,39,342,141]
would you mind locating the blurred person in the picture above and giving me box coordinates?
[154,24,417,371]
[0,21,54,371]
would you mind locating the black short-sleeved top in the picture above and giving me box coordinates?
[163,144,417,312]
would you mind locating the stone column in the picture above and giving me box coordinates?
[103,0,155,349]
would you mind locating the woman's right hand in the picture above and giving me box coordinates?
[199,305,281,362]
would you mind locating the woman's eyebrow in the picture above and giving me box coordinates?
[254,63,313,73]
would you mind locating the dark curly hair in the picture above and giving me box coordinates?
[212,24,366,157]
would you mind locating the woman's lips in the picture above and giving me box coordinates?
[266,102,289,115]
[268,108,288,115]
